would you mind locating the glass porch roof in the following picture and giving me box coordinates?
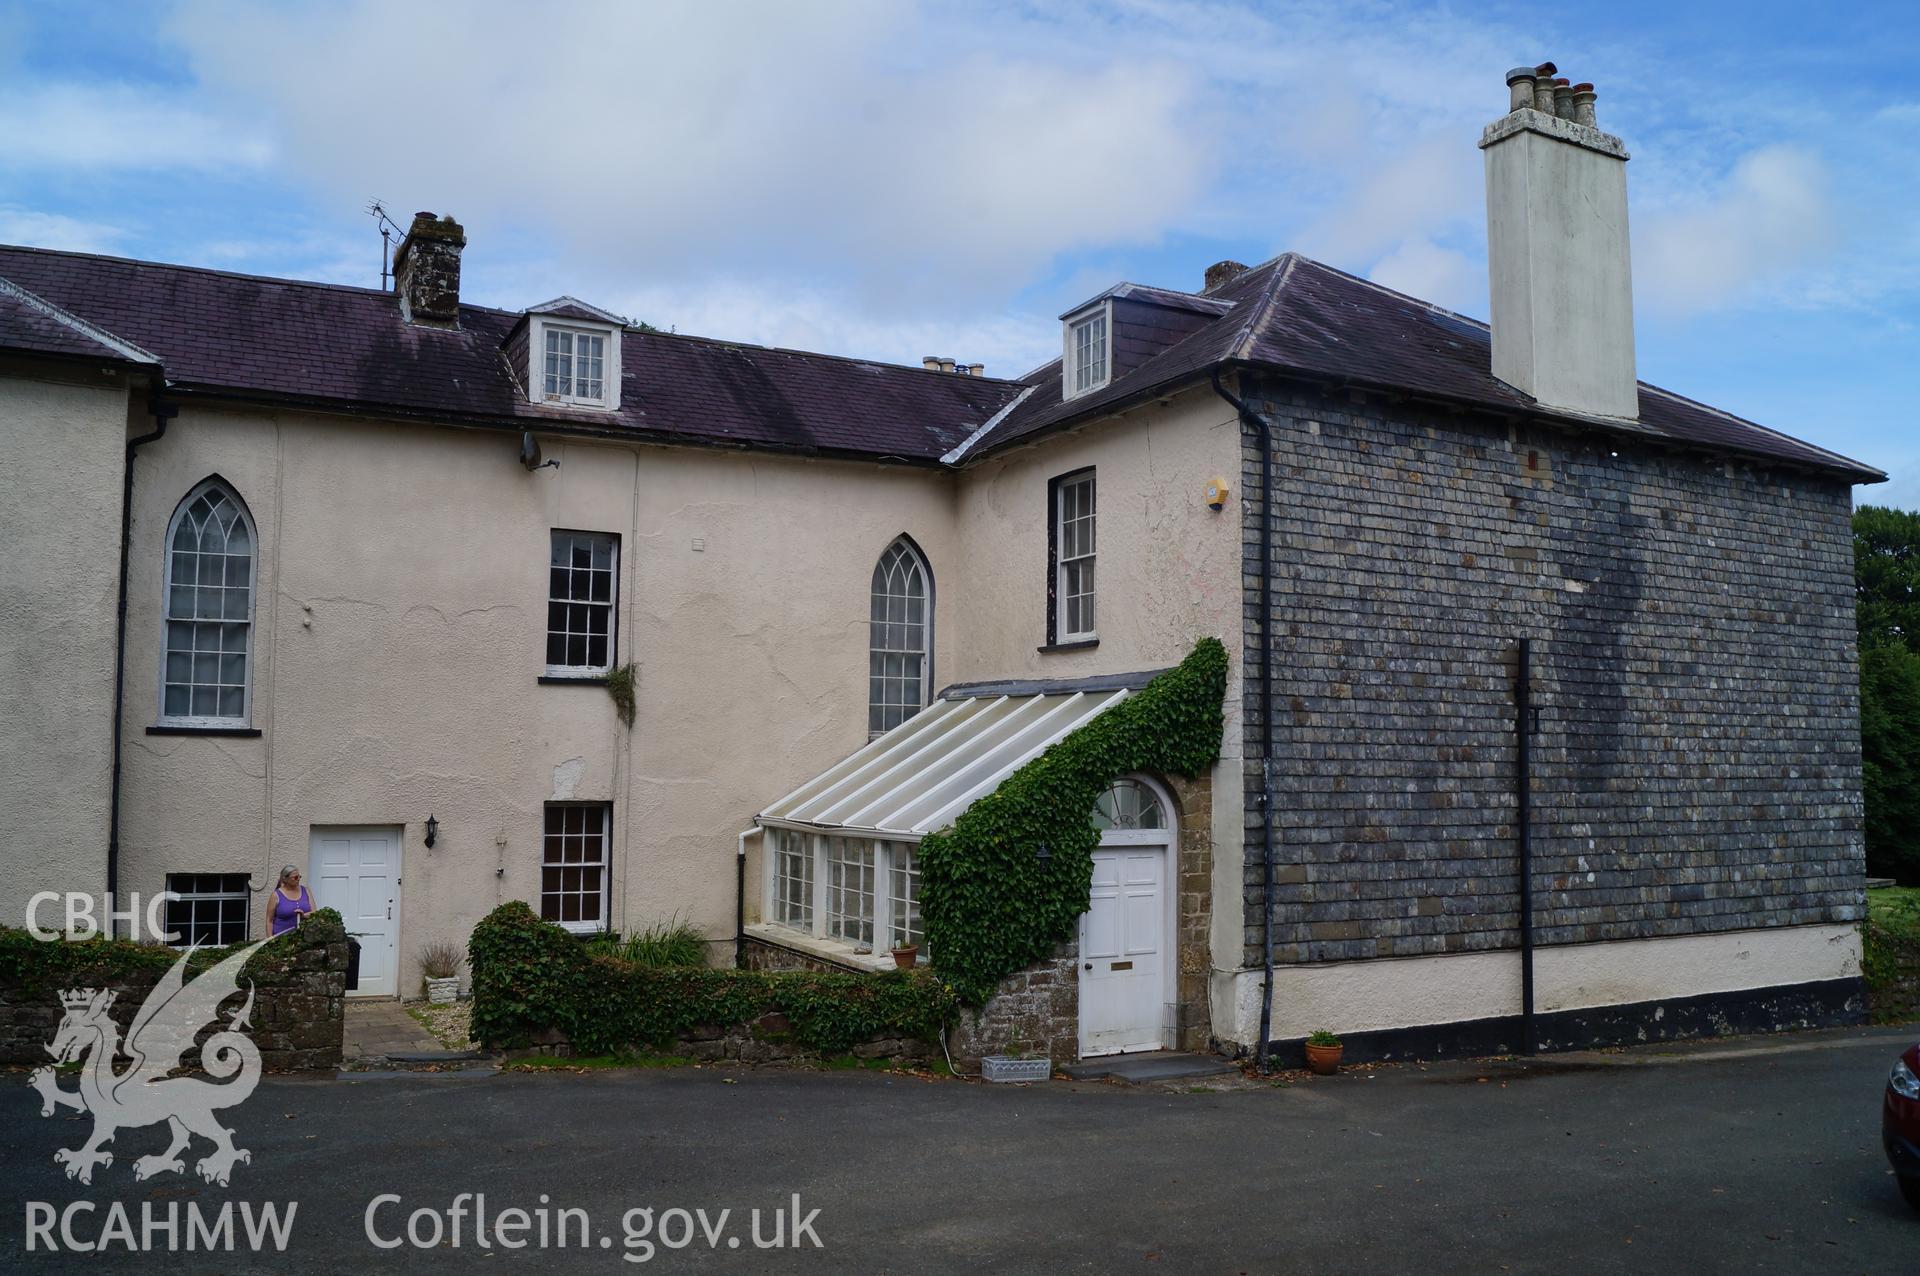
[756,685,1134,841]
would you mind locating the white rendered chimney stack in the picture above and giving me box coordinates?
[1481,63,1637,420]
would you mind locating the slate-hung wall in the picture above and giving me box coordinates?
[1239,380,1865,969]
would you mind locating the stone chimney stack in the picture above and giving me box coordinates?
[1203,260,1249,293]
[1480,64,1637,420]
[392,211,466,328]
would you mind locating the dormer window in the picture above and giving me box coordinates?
[1064,306,1109,399]
[544,327,605,403]
[522,303,623,411]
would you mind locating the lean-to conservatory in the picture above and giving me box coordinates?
[750,675,1146,967]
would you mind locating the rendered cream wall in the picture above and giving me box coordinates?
[1222,924,1864,1045]
[113,403,955,992]
[949,386,1248,985]
[0,368,132,925]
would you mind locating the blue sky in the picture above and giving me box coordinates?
[2,0,1914,506]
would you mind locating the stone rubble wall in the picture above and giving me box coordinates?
[0,931,348,1072]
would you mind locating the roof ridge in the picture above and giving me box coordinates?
[1290,253,1494,331]
[940,384,1037,465]
[1278,255,1880,476]
[0,274,160,365]
[1226,253,1299,362]
[0,241,421,305]
[0,242,1028,385]
[627,325,1025,384]
[1634,383,1883,476]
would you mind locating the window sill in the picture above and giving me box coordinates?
[1036,638,1099,654]
[538,674,609,686]
[147,725,262,737]
[744,923,896,973]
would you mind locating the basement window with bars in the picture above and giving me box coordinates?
[547,530,618,675]
[541,803,610,934]
[163,873,251,947]
[763,829,921,959]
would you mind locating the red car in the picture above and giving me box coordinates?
[1887,1041,1920,1212]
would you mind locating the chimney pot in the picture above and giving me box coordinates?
[1552,80,1576,121]
[1203,259,1251,292]
[392,210,466,327]
[1532,72,1557,114]
[1572,84,1598,128]
[938,357,956,373]
[1505,67,1537,112]
[923,356,942,371]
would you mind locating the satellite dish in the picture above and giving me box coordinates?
[520,432,542,470]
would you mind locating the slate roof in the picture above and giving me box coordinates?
[968,255,1885,481]
[0,275,158,366]
[0,243,1882,481]
[0,245,1017,463]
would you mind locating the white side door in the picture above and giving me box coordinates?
[309,826,402,999]
[1079,845,1168,1056]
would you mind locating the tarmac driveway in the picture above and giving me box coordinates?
[1,1024,1914,1273]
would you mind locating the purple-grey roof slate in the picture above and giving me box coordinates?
[0,245,1019,463]
[0,243,1882,481]
[972,255,1884,481]
[0,277,157,365]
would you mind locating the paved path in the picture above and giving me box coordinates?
[340,1000,442,1060]
[2,1024,1915,1272]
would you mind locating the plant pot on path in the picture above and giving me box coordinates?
[426,976,459,1004]
[1304,1031,1343,1075]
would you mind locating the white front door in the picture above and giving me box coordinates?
[1079,846,1168,1056]
[309,826,402,999]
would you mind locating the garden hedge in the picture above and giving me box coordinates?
[468,901,956,1054]
[0,908,347,997]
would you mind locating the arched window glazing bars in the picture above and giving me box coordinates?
[159,478,257,725]
[868,537,932,739]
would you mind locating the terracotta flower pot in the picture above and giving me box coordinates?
[891,945,919,970]
[1304,1042,1342,1075]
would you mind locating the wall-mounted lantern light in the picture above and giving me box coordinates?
[1035,842,1051,866]
[424,815,439,848]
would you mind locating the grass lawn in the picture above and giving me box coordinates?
[1869,885,1920,939]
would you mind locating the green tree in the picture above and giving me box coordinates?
[1861,644,1920,881]
[1856,504,1920,881]
[1855,504,1920,651]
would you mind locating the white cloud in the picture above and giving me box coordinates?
[1367,237,1482,314]
[0,206,126,253]
[0,83,272,171]
[1633,145,1839,315]
[163,0,1213,308]
[601,280,1056,380]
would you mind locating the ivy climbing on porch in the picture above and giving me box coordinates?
[919,637,1228,1005]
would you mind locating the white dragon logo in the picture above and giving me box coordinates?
[30,941,266,1186]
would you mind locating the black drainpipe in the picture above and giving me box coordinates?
[1210,369,1278,1070]
[1515,637,1538,1055]
[735,841,748,969]
[107,392,177,936]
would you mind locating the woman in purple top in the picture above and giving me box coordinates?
[268,865,313,937]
